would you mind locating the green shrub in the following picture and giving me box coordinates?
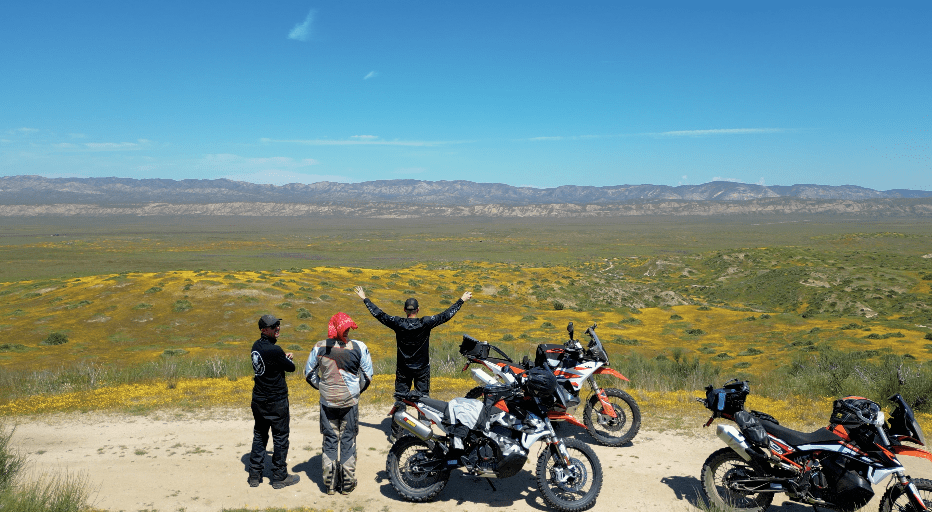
[520,315,537,321]
[0,424,90,510]
[172,300,193,312]
[162,349,188,356]
[685,328,705,336]
[144,286,162,294]
[611,336,640,346]
[552,300,564,310]
[501,334,515,341]
[670,314,683,320]
[738,347,763,356]
[0,344,28,353]
[540,322,555,329]
[925,333,932,341]
[41,332,69,346]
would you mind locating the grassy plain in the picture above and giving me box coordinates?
[1,215,931,424]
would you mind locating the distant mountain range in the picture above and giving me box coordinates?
[1,175,931,217]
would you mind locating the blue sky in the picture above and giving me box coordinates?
[1,1,929,190]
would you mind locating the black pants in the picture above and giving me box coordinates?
[394,365,430,396]
[249,397,290,481]
[392,366,430,436]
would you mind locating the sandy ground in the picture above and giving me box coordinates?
[8,405,932,512]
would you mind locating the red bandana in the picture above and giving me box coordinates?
[328,312,358,342]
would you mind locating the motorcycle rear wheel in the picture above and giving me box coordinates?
[535,437,602,512]
[386,435,450,502]
[582,388,641,446]
[878,477,932,512]
[701,448,773,512]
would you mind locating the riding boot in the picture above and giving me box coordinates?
[322,459,336,495]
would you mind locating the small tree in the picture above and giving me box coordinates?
[41,332,69,346]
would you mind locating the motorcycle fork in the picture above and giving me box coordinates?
[899,474,930,510]
[588,377,618,419]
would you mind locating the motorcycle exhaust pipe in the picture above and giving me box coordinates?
[716,424,752,461]
[393,411,434,441]
[471,368,498,387]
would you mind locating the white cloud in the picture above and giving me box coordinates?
[394,167,427,175]
[288,9,316,42]
[224,171,348,186]
[659,128,782,137]
[364,71,378,80]
[207,154,339,185]
[712,176,742,183]
[260,137,466,147]
[84,141,142,151]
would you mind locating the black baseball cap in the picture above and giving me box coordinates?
[258,314,281,329]
[404,298,419,311]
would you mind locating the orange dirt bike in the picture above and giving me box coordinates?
[697,379,932,512]
[459,322,640,447]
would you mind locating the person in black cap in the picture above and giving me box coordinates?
[247,314,299,489]
[354,286,471,441]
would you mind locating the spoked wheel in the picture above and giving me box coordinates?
[582,388,641,446]
[700,448,774,512]
[879,477,932,512]
[386,435,450,502]
[535,438,602,512]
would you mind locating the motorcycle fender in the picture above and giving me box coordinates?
[716,424,753,462]
[547,411,587,429]
[893,445,932,463]
[593,367,630,382]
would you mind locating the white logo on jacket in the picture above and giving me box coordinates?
[252,351,265,376]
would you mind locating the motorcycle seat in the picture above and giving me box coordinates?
[420,396,450,414]
[760,419,844,446]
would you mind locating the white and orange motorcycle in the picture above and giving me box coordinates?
[459,322,641,447]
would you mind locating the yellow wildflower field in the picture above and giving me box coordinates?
[1,262,930,427]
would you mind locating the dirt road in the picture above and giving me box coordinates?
[9,406,930,512]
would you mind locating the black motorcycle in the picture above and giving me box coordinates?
[386,365,603,512]
[697,379,932,511]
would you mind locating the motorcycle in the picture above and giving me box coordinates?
[459,321,640,446]
[386,364,603,511]
[697,379,932,511]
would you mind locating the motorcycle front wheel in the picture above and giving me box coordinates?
[700,448,774,512]
[878,477,932,511]
[582,388,641,446]
[535,437,602,512]
[386,435,450,502]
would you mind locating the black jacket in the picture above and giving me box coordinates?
[251,334,295,402]
[363,298,464,371]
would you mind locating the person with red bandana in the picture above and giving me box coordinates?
[304,312,373,495]
[354,285,471,441]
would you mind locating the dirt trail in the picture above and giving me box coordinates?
[9,406,930,512]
